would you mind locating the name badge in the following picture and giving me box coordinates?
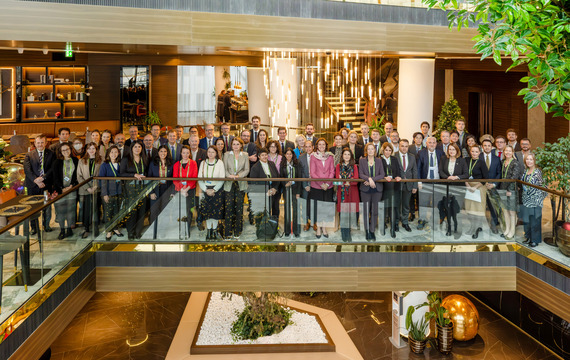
[63,176,70,182]
[469,176,474,180]
[160,180,166,185]
[181,181,187,186]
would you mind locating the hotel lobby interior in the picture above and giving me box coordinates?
[0,0,568,359]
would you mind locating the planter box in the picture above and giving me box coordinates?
[190,293,335,355]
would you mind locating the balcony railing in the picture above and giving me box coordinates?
[0,176,567,346]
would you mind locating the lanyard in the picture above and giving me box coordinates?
[469,159,478,177]
[109,162,118,177]
[368,161,375,178]
[205,159,216,178]
[524,169,536,182]
[502,159,512,178]
[179,161,190,178]
[63,159,72,179]
[288,163,295,178]
[90,158,96,176]
[134,159,144,174]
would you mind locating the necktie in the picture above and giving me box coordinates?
[253,131,257,142]
[39,151,44,176]
[147,149,151,158]
[225,136,228,150]
[364,138,368,145]
[402,155,406,171]
[281,142,285,154]
[208,139,211,147]
[498,151,502,159]
[171,145,175,158]
[486,155,490,169]
[429,153,434,179]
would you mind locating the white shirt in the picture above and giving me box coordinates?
[260,161,271,176]
[361,136,370,144]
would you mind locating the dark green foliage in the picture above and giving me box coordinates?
[423,0,570,120]
[405,306,429,341]
[227,292,292,341]
[434,97,464,140]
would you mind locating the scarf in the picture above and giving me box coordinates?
[313,151,332,162]
[333,147,342,165]
[339,163,353,202]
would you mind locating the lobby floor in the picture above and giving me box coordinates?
[48,291,559,360]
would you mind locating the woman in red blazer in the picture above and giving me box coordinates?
[335,148,360,242]
[173,146,198,236]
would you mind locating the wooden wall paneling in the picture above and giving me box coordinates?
[96,267,516,293]
[88,65,120,121]
[544,111,569,144]
[0,51,89,67]
[453,70,527,138]
[8,270,96,360]
[516,268,570,322]
[57,120,120,134]
[0,123,55,137]
[433,69,445,124]
[151,65,178,128]
[88,54,263,67]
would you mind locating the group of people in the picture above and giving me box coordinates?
[23,117,546,246]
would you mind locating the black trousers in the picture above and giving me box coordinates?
[150,185,173,238]
[125,184,146,239]
[283,187,300,236]
[399,188,413,225]
[224,183,245,237]
[182,188,196,237]
[103,194,122,231]
[82,193,101,234]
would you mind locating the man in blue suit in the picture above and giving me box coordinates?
[416,137,444,229]
[480,138,502,233]
[166,129,182,162]
[199,123,218,150]
[150,124,167,149]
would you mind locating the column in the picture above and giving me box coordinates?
[268,58,298,140]
[396,59,435,141]
[445,69,453,101]
[246,67,269,126]
[214,66,228,99]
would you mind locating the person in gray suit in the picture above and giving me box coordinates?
[395,139,417,232]
[219,123,235,152]
[298,140,315,231]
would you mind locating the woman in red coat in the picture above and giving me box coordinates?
[335,148,360,242]
[173,146,198,237]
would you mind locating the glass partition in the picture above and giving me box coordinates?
[91,177,524,245]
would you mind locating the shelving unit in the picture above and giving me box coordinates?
[18,66,88,122]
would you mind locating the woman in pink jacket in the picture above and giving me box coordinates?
[310,138,335,238]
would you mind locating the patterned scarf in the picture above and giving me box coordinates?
[339,163,353,202]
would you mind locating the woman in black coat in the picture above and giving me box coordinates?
[465,145,489,239]
[438,143,468,235]
[280,148,303,237]
[359,143,385,241]
[249,148,280,217]
[380,143,401,238]
[148,145,174,239]
[119,141,148,239]
[53,143,78,239]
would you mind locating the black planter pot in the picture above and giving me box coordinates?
[437,323,453,355]
[408,336,427,354]
[555,221,570,257]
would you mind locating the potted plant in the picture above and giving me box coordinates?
[534,134,570,255]
[433,96,464,141]
[405,305,429,354]
[368,114,386,136]
[143,111,161,132]
[418,292,453,354]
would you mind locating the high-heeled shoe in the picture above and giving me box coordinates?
[105,232,113,241]
[322,228,329,238]
[446,229,452,236]
[113,230,124,237]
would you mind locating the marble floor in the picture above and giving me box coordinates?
[48,291,559,360]
[50,292,191,360]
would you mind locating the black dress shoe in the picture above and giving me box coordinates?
[446,229,452,236]
[395,225,399,232]
[365,232,370,241]
[529,242,538,247]
[522,238,531,244]
[44,226,53,232]
[82,231,90,239]
[390,230,396,238]
[472,227,482,239]
[113,230,124,237]
[402,224,412,232]
[491,227,499,234]
[58,230,65,240]
[409,214,415,222]
[30,229,37,236]
[371,232,376,241]
[66,228,73,237]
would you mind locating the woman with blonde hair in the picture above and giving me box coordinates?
[294,134,306,158]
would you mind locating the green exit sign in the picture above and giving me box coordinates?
[65,42,73,57]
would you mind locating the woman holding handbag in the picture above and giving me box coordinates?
[280,148,302,238]
[359,143,385,241]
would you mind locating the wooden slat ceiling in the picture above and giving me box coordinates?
[0,0,477,56]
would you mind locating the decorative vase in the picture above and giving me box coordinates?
[555,221,570,257]
[408,336,426,354]
[437,323,453,354]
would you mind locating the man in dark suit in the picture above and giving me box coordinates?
[370,129,383,157]
[436,130,452,155]
[493,135,507,161]
[515,138,532,168]
[114,132,130,160]
[241,130,258,167]
[416,137,444,230]
[455,119,469,149]
[125,125,142,148]
[506,128,522,152]
[223,91,232,122]
[219,123,235,152]
[166,129,182,163]
[480,138,502,233]
[299,140,316,231]
[357,122,371,146]
[199,123,217,150]
[304,123,316,143]
[187,135,206,167]
[379,122,394,144]
[395,139,418,232]
[250,116,262,143]
[277,127,295,154]
[142,134,159,160]
[24,134,56,233]
[49,127,72,153]
[150,124,167,149]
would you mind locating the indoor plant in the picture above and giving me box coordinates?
[143,111,161,132]
[418,292,454,354]
[405,305,429,354]
[534,134,570,255]
[433,96,464,141]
